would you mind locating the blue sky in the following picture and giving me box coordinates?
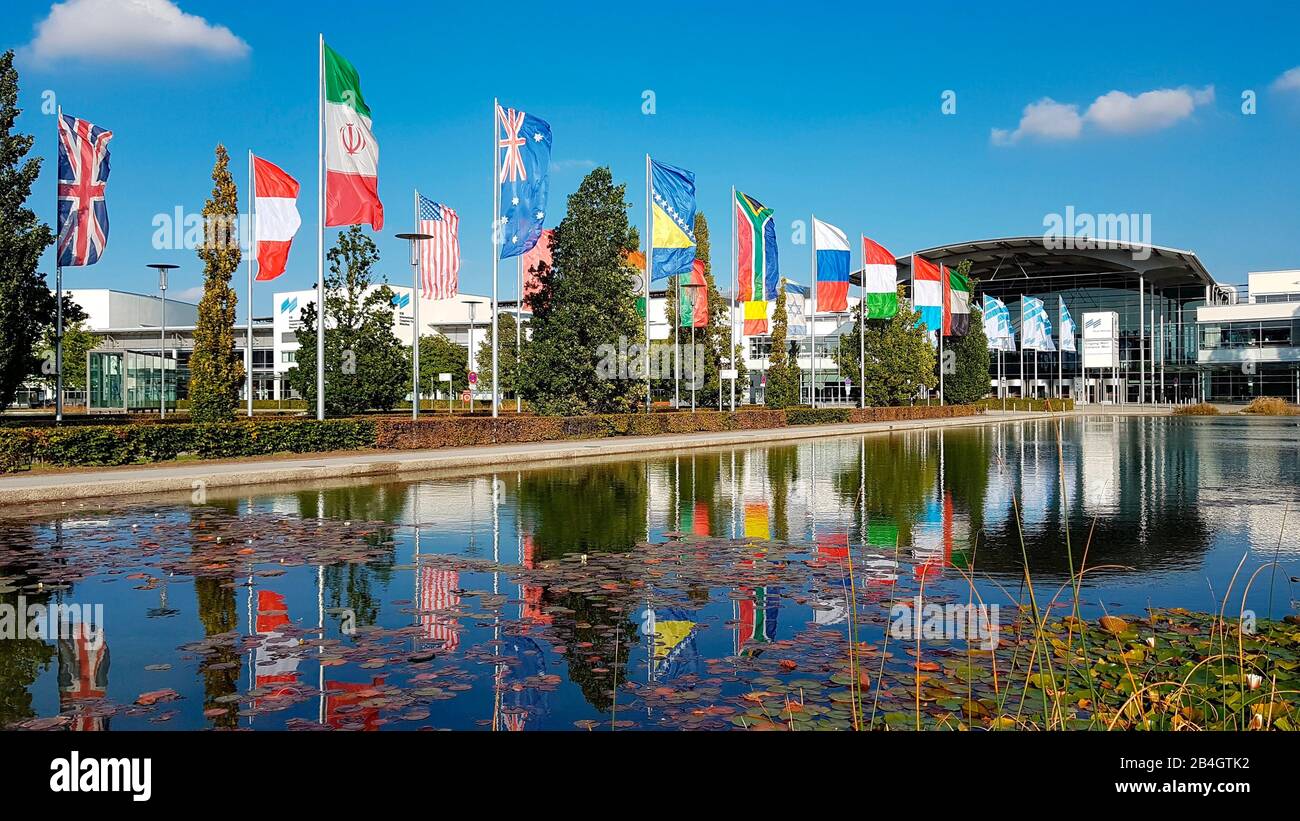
[5,0,1300,318]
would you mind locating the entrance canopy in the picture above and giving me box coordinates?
[851,236,1221,299]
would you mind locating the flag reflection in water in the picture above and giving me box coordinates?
[58,619,109,731]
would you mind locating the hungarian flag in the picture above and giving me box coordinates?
[861,236,898,318]
[252,156,301,281]
[911,255,943,336]
[324,43,383,230]
[943,264,971,337]
[679,258,708,328]
[813,218,850,312]
[735,190,779,333]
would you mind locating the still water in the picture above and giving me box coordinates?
[1,415,1297,731]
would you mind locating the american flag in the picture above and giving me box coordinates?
[56,113,113,267]
[417,194,459,299]
[419,565,460,651]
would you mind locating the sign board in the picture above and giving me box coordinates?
[468,371,478,385]
[720,368,738,380]
[1082,311,1120,369]
[438,373,453,382]
[461,390,472,403]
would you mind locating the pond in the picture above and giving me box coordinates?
[1,415,1297,731]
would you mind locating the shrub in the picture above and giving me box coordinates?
[975,398,1075,412]
[847,404,983,423]
[1172,402,1220,416]
[786,407,851,426]
[1242,397,1300,416]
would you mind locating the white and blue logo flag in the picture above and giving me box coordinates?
[1021,296,1055,351]
[1058,296,1076,353]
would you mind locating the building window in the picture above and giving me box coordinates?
[282,351,296,364]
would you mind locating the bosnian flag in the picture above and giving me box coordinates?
[911,255,943,335]
[813,218,850,312]
[861,236,898,319]
[324,43,383,230]
[253,156,301,281]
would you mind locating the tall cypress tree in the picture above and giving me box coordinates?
[0,50,56,412]
[523,167,642,415]
[189,145,244,422]
[764,279,802,408]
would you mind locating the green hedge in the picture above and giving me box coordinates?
[0,419,374,472]
[1,405,983,472]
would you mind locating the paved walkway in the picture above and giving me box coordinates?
[0,407,1167,507]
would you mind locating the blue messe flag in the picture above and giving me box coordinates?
[497,103,552,260]
[650,159,696,280]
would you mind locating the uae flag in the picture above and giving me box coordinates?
[943,264,971,337]
[253,156,301,281]
[324,43,383,230]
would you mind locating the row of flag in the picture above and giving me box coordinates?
[982,294,1077,353]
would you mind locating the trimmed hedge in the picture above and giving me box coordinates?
[0,419,374,472]
[0,405,982,472]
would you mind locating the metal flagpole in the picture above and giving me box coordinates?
[247,150,255,417]
[491,103,500,419]
[516,255,522,413]
[412,189,421,420]
[676,272,686,410]
[316,34,326,421]
[1019,297,1025,400]
[1057,301,1063,402]
[858,236,865,409]
[810,214,817,409]
[729,185,737,411]
[645,154,653,412]
[55,106,64,423]
[691,324,696,411]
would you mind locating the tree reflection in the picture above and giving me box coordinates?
[515,463,648,560]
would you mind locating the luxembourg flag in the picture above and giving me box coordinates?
[253,156,301,281]
[323,42,383,230]
[911,254,944,335]
[812,218,850,312]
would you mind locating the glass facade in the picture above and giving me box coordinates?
[87,350,188,411]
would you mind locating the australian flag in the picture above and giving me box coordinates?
[57,113,113,267]
[496,103,551,260]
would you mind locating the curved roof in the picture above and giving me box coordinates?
[853,236,1219,296]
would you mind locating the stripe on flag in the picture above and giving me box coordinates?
[861,236,898,319]
[417,195,460,299]
[253,156,301,282]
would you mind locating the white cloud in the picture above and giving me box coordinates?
[992,85,1213,145]
[1272,66,1300,92]
[1085,86,1214,133]
[21,0,249,65]
[992,98,1083,145]
[173,285,205,303]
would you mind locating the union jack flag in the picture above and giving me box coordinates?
[496,105,527,183]
[57,113,113,267]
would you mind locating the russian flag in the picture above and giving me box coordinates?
[813,218,850,312]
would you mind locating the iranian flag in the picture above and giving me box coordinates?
[253,156,300,281]
[324,43,383,230]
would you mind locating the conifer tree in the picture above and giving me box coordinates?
[189,145,244,421]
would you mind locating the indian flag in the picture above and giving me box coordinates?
[324,43,383,230]
[861,236,898,318]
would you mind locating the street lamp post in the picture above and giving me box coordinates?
[148,264,179,419]
[395,231,434,421]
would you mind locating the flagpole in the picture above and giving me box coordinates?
[810,214,817,409]
[516,255,522,413]
[247,149,255,417]
[729,185,736,412]
[1057,300,1063,402]
[315,34,326,421]
[644,154,652,413]
[491,105,500,419]
[412,188,420,420]
[674,272,680,410]
[858,236,865,410]
[1019,297,1025,401]
[54,106,63,423]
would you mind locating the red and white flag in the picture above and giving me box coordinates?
[253,156,301,281]
[417,194,459,299]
